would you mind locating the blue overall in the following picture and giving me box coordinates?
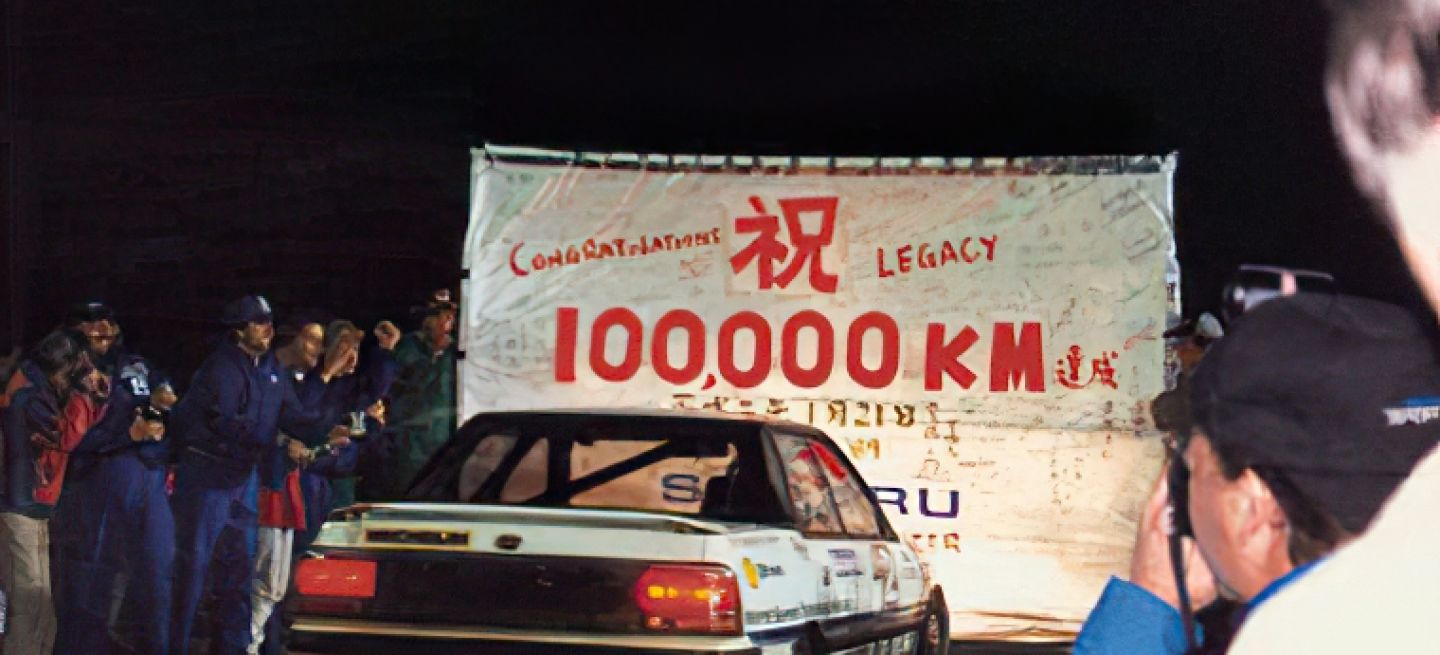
[168,344,328,655]
[294,346,395,548]
[50,359,174,655]
[257,351,393,655]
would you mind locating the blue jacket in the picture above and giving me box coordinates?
[171,343,330,490]
[68,356,168,471]
[1074,560,1323,654]
[1,362,62,518]
[286,345,396,482]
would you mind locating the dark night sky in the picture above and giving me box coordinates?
[4,0,1431,372]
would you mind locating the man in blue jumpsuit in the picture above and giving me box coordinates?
[168,296,334,655]
[51,360,172,655]
[46,303,175,655]
[293,319,398,551]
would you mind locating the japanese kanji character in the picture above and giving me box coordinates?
[730,195,839,293]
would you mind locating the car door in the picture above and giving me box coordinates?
[795,434,893,615]
[770,430,859,620]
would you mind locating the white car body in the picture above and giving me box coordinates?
[288,410,943,654]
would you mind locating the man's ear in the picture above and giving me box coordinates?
[1234,469,1289,558]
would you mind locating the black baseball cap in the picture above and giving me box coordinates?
[220,295,274,327]
[1189,294,1440,533]
[66,301,116,326]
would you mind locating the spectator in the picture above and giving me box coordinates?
[380,290,457,498]
[247,316,351,655]
[1074,294,1440,654]
[303,319,398,516]
[1227,1,1440,651]
[48,316,176,655]
[167,296,336,655]
[0,331,88,655]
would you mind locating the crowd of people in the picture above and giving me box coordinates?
[0,290,459,655]
[5,0,1440,654]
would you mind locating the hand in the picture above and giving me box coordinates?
[1129,466,1217,610]
[286,438,310,466]
[365,400,386,426]
[374,321,401,351]
[152,385,179,410]
[88,371,112,399]
[326,425,353,449]
[129,415,165,443]
[321,342,359,382]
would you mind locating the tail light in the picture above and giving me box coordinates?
[633,564,741,635]
[295,557,377,599]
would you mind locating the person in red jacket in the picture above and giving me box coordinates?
[0,331,89,655]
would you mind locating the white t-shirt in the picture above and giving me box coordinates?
[1229,445,1440,653]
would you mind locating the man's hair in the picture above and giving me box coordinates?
[30,330,84,378]
[1208,438,1352,567]
[1326,0,1440,204]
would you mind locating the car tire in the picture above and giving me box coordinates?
[917,588,950,655]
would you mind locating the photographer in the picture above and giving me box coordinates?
[1225,1,1440,651]
[1075,294,1440,654]
[49,344,176,655]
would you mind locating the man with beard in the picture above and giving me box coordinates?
[168,296,342,655]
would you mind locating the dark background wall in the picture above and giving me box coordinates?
[0,0,1426,383]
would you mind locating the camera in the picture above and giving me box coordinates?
[139,404,168,423]
[1221,265,1335,326]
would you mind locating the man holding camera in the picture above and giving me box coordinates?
[1074,294,1440,654]
[41,302,177,655]
[1221,1,1440,651]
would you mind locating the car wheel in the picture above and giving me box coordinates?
[917,588,950,655]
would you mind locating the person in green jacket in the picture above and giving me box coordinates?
[382,290,457,498]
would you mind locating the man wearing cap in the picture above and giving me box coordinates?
[167,295,345,655]
[1074,294,1440,654]
[1223,2,1440,651]
[45,303,177,655]
[379,290,457,498]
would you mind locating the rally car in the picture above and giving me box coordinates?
[287,409,949,654]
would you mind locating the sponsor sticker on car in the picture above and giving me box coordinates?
[829,549,863,577]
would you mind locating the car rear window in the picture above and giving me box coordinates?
[426,419,784,523]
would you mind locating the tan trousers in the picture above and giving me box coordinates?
[0,513,56,655]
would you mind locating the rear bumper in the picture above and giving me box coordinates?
[289,617,761,654]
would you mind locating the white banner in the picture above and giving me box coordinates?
[461,149,1179,639]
